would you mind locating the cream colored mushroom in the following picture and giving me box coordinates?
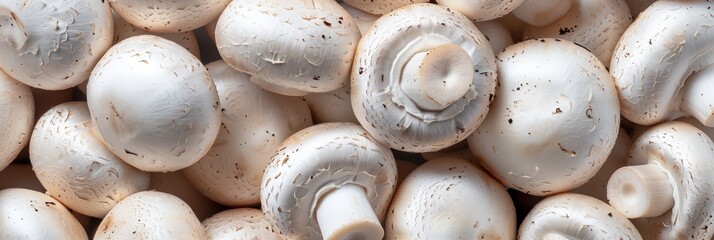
[203,208,287,240]
[112,11,200,58]
[339,2,379,35]
[110,0,231,33]
[570,128,632,202]
[436,0,525,22]
[342,0,428,15]
[0,70,33,172]
[149,172,226,221]
[511,0,572,27]
[303,84,359,124]
[0,188,88,239]
[473,20,514,53]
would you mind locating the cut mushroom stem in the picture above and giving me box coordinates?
[316,184,383,240]
[607,162,675,218]
[681,65,714,127]
[401,44,474,111]
[0,6,27,50]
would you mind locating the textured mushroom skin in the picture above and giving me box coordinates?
[0,188,88,239]
[0,71,33,172]
[109,0,231,33]
[611,0,714,126]
[342,0,429,15]
[352,3,497,152]
[215,0,361,93]
[30,102,150,218]
[87,35,221,172]
[261,123,397,240]
[435,0,525,22]
[203,208,287,240]
[0,0,113,90]
[303,84,360,124]
[183,60,313,207]
[112,12,200,58]
[386,157,515,239]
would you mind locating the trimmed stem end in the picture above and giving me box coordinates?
[315,184,383,240]
[606,163,674,218]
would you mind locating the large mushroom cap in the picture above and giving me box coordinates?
[0,70,33,172]
[0,188,88,239]
[87,35,221,172]
[215,0,361,95]
[435,0,526,22]
[203,208,287,240]
[468,38,620,196]
[0,0,112,90]
[109,0,231,33]
[342,0,428,15]
[352,3,497,153]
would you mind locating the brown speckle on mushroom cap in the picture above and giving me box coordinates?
[0,188,88,239]
[110,0,231,33]
[0,70,33,172]
[203,208,287,240]
[342,0,429,15]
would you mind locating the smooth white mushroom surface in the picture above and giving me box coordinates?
[87,35,221,172]
[511,0,573,27]
[570,128,632,202]
[303,84,359,124]
[342,0,429,15]
[435,0,526,22]
[149,172,226,221]
[0,0,112,90]
[215,0,361,95]
[0,70,33,172]
[386,156,516,239]
[112,12,200,58]
[183,60,313,207]
[339,2,379,35]
[203,208,287,240]
[110,0,231,33]
[469,38,620,196]
[94,191,208,239]
[0,188,88,239]
[352,3,497,153]
[473,20,514,54]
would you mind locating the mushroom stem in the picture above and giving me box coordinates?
[400,44,474,111]
[606,162,675,219]
[681,65,714,127]
[315,184,383,240]
[0,6,28,51]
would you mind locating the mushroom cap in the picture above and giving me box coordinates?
[149,172,226,221]
[0,71,33,172]
[570,128,632,202]
[203,208,287,240]
[87,35,221,172]
[29,102,150,218]
[435,0,526,22]
[386,156,515,239]
[523,0,632,67]
[261,122,397,240]
[109,0,231,33]
[611,0,714,126]
[511,0,573,27]
[468,38,620,196]
[473,19,514,54]
[0,0,112,90]
[112,12,200,58]
[342,0,429,15]
[0,188,88,239]
[518,193,642,240]
[94,191,208,239]
[352,3,497,152]
[303,84,359,124]
[338,2,379,35]
[183,60,312,207]
[215,0,361,94]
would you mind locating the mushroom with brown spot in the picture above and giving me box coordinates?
[109,0,231,33]
[0,188,88,239]
[341,0,429,15]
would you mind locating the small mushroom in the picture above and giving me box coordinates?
[87,35,221,172]
[0,0,112,90]
[386,156,515,239]
[303,84,359,124]
[352,3,497,152]
[261,123,397,240]
[473,20,514,54]
[436,0,526,22]
[518,193,642,240]
[611,0,714,126]
[112,11,201,58]
[606,121,714,239]
[511,0,572,27]
[0,188,88,239]
[110,0,231,33]
[468,38,620,196]
[29,102,150,218]
[183,60,313,207]
[215,0,361,95]
[94,191,208,239]
[203,208,287,240]
[341,0,429,15]
[0,70,33,172]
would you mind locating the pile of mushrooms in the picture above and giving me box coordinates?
[1,0,713,239]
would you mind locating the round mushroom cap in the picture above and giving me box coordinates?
[94,191,208,239]
[339,2,379,35]
[110,0,231,33]
[203,208,287,240]
[352,3,497,152]
[87,35,221,172]
[0,0,112,90]
[386,156,515,239]
[435,0,526,22]
[0,188,88,239]
[112,12,200,58]
[511,0,573,27]
[342,0,429,15]
[473,20,514,54]
[261,122,397,240]
[183,60,313,207]
[215,0,361,94]
[30,102,150,218]
[303,84,359,124]
[0,71,33,172]
[468,38,620,196]
[518,193,642,240]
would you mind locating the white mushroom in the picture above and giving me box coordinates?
[203,208,287,240]
[611,0,714,126]
[94,191,208,239]
[511,0,573,27]
[0,188,88,239]
[341,0,428,15]
[0,0,112,90]
[352,3,497,152]
[569,128,632,202]
[183,60,313,207]
[215,0,361,95]
[261,123,397,240]
[386,156,515,239]
[0,70,33,172]
[606,121,714,238]
[149,172,226,221]
[29,102,150,218]
[518,193,642,240]
[112,11,200,58]
[473,20,514,53]
[87,35,221,172]
[109,0,231,33]
[339,2,380,35]
[468,38,620,196]
[303,84,359,124]
[435,0,526,22]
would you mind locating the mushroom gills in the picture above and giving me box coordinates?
[607,162,675,218]
[315,184,383,240]
[680,64,714,127]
